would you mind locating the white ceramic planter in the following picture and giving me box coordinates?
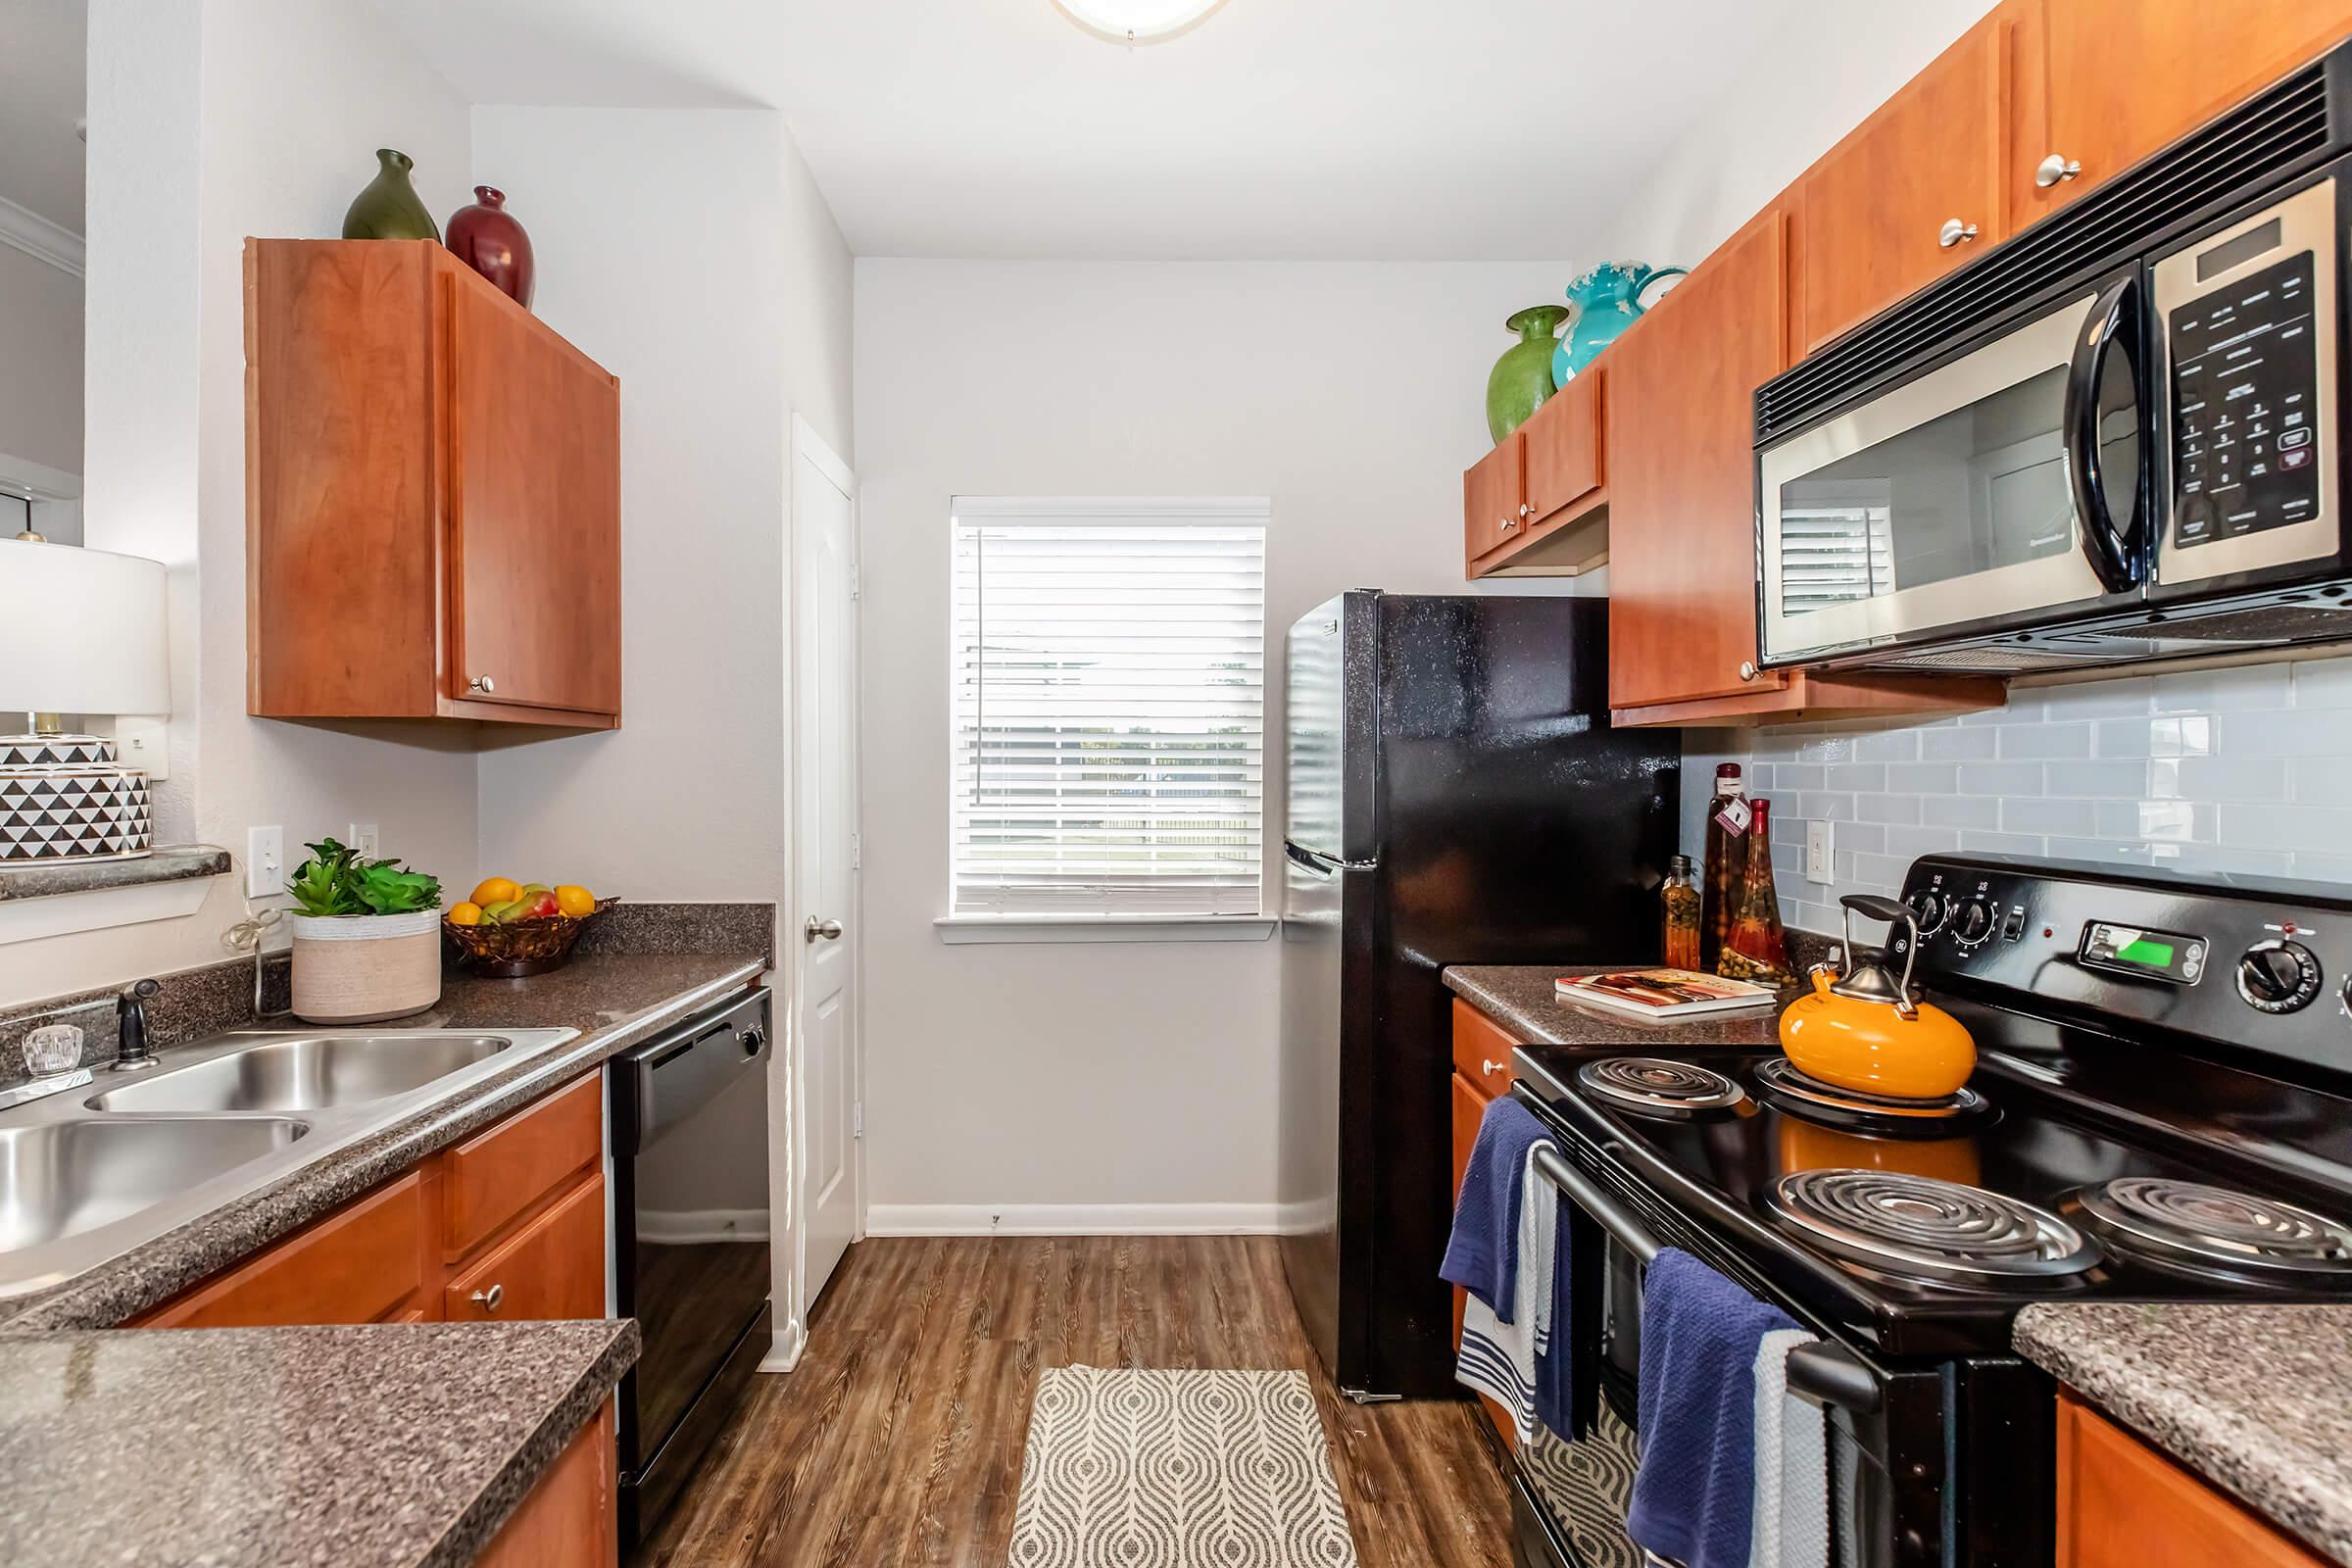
[289,906,443,1023]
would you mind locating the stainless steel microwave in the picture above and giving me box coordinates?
[1754,46,2352,675]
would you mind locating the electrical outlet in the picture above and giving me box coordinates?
[348,822,379,859]
[246,825,285,898]
[116,716,171,782]
[1805,819,1834,885]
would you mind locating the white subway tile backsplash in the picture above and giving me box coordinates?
[1682,654,2352,934]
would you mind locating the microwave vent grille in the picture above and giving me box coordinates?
[2131,601,2352,644]
[1872,645,2105,673]
[1757,59,2334,445]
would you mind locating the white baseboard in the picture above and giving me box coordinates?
[759,1317,806,1374]
[864,1202,1283,1237]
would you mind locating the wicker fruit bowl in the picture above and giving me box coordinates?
[444,898,617,978]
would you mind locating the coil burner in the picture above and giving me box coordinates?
[1769,1169,2100,1284]
[2068,1176,2352,1284]
[1575,1057,1747,1118]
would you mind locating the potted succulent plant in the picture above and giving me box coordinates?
[284,837,445,1023]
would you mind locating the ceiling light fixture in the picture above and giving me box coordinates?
[1052,0,1228,46]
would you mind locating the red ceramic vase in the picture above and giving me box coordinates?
[447,185,535,309]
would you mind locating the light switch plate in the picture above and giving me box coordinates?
[246,825,284,898]
[115,716,170,782]
[348,822,379,859]
[1805,819,1834,885]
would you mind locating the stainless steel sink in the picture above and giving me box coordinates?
[85,1034,514,1114]
[0,1022,579,1300]
[0,1117,309,1251]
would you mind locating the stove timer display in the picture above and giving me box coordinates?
[2080,922,2209,986]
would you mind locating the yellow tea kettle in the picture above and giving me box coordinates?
[1778,895,1977,1100]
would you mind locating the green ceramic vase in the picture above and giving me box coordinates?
[1485,305,1569,444]
[342,148,441,242]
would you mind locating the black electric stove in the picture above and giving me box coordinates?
[1500,855,2352,1567]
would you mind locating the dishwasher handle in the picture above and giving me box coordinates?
[619,995,770,1152]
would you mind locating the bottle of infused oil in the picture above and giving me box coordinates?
[1699,763,1746,970]
[1719,799,1794,983]
[1661,854,1702,971]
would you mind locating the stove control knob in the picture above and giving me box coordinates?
[1905,888,1947,935]
[1951,898,1997,948]
[2237,940,2323,1014]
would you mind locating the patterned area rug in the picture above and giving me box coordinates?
[1006,1367,1360,1568]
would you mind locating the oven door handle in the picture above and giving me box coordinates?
[2060,270,2150,596]
[1531,1143,1661,1265]
[1784,1342,1885,1413]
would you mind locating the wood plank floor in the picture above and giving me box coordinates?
[635,1236,1516,1568]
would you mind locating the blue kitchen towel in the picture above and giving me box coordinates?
[1531,1199,1588,1441]
[1439,1094,1552,1320]
[1627,1248,1801,1568]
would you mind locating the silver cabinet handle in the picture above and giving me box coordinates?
[1482,1058,1506,1076]
[1518,502,1534,517]
[1498,515,1515,533]
[1937,219,1980,249]
[470,1284,504,1313]
[806,916,844,943]
[2034,153,2082,188]
[467,675,496,695]
[1739,661,1759,681]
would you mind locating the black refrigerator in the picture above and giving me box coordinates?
[1278,591,1679,1399]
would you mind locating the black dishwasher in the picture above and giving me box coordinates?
[611,986,773,1544]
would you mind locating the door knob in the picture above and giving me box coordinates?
[467,674,496,695]
[1937,219,1980,249]
[806,916,844,943]
[2034,153,2082,188]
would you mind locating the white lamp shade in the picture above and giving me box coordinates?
[0,538,172,716]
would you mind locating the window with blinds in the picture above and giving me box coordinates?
[950,497,1267,919]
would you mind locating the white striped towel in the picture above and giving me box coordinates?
[1748,1327,1829,1568]
[1454,1140,1558,1446]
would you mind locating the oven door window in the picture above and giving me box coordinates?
[1759,288,2135,663]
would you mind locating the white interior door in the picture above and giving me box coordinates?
[793,416,860,1326]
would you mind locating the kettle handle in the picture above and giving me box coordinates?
[1839,894,1922,1018]
[1631,265,1690,308]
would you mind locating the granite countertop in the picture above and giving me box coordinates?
[0,1320,639,1567]
[0,951,765,1331]
[2017,1302,2352,1564]
[1443,960,1817,1049]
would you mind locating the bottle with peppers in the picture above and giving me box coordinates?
[1699,763,1745,970]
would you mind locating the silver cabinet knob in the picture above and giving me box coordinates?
[806,916,844,943]
[2034,153,2082,188]
[467,675,496,695]
[1482,1059,1506,1076]
[1937,219,1980,249]
[470,1284,504,1313]
[1518,502,1534,517]
[1739,661,1759,681]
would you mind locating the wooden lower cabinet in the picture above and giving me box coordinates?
[1449,1002,1522,1451]
[141,1172,431,1328]
[2057,1391,2322,1568]
[445,1172,607,1322]
[477,1401,620,1568]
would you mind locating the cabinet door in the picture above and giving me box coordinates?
[475,1402,617,1568]
[140,1173,429,1328]
[1607,210,1793,711]
[2022,0,2352,224]
[1463,431,1527,570]
[2057,1393,2324,1568]
[1524,368,1603,523]
[1796,14,2007,352]
[445,1172,608,1322]
[448,274,622,717]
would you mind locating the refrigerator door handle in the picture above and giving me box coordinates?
[1285,841,1374,875]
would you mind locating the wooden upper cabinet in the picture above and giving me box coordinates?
[1606,208,1794,712]
[1463,430,1527,571]
[1795,12,2009,353]
[2015,0,2352,226]
[247,239,621,730]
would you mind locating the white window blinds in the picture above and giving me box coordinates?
[951,497,1268,918]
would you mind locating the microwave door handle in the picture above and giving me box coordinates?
[2061,273,2149,595]
[1531,1143,1662,1265]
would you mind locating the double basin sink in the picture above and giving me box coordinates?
[0,1025,578,1300]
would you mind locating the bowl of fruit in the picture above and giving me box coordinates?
[443,876,612,977]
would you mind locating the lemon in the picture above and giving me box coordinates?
[555,884,597,918]
[447,902,484,926]
[470,876,520,907]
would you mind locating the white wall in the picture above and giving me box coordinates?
[0,244,83,480]
[9,0,479,1004]
[855,259,1591,1227]
[470,106,852,901]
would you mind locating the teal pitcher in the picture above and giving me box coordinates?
[1552,262,1689,383]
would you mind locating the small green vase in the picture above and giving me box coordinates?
[342,148,441,242]
[1485,305,1569,444]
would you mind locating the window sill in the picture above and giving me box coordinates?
[933,914,1275,946]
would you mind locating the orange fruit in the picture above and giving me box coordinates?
[470,876,519,906]
[447,902,484,926]
[555,884,597,918]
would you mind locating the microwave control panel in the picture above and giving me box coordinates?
[2169,246,2322,549]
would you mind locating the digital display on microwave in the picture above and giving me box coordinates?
[2196,216,2283,281]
